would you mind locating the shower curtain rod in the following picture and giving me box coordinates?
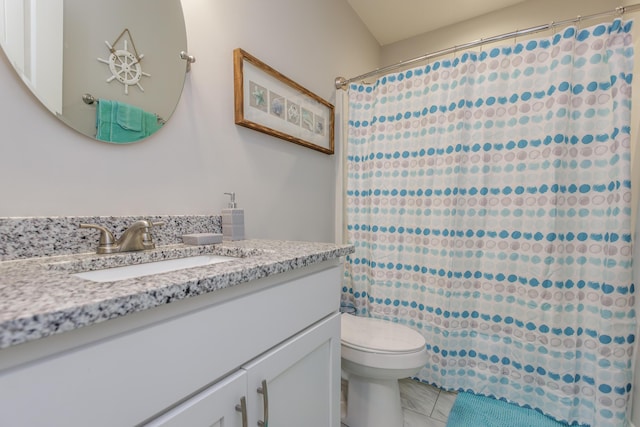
[335,3,640,89]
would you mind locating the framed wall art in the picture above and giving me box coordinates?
[233,48,334,155]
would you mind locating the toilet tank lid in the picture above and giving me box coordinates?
[341,313,426,353]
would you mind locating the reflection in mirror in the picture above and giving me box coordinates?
[0,0,188,144]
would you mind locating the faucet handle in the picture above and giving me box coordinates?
[79,224,117,254]
[140,220,164,249]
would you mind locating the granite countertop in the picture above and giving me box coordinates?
[0,239,354,350]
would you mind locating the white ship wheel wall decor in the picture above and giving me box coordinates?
[97,28,150,95]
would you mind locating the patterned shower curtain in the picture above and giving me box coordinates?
[343,19,635,427]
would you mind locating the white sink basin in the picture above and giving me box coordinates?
[72,255,236,283]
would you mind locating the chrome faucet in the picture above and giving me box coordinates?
[80,220,164,254]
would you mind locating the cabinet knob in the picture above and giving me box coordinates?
[235,396,248,427]
[256,379,269,427]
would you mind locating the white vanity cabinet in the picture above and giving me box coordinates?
[0,261,342,427]
[145,370,248,427]
[242,313,340,427]
[147,313,340,427]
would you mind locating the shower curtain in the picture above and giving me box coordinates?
[343,19,635,427]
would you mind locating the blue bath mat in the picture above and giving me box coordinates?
[446,392,583,427]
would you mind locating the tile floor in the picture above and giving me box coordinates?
[341,378,457,427]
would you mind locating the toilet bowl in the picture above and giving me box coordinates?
[341,313,428,427]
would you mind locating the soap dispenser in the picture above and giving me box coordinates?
[222,192,245,241]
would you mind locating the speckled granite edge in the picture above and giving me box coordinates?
[45,244,267,273]
[0,239,354,349]
[0,215,222,261]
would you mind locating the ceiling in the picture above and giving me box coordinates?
[347,0,527,46]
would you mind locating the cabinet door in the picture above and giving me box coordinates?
[243,313,341,427]
[144,370,247,427]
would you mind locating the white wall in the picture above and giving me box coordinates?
[0,0,379,243]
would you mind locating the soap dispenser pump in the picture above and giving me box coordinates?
[222,192,245,241]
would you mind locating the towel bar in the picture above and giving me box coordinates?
[82,93,165,124]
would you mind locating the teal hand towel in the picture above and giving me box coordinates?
[96,99,115,141]
[143,109,163,136]
[116,102,143,132]
[96,99,163,143]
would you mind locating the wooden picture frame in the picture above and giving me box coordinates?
[233,48,334,155]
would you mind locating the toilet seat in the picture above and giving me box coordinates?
[341,313,425,354]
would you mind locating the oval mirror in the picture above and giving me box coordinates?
[0,0,188,144]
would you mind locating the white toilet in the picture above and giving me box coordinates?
[341,313,429,427]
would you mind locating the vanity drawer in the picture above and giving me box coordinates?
[0,263,341,427]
